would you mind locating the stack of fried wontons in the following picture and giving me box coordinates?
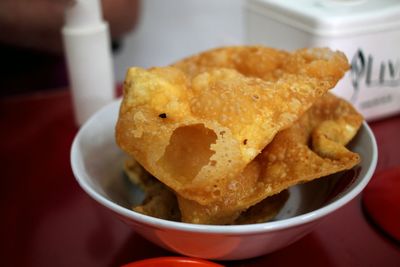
[116,46,363,225]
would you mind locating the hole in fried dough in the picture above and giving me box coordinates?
[158,124,217,184]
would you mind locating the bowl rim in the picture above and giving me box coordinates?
[71,100,378,235]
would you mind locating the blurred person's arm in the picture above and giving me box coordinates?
[0,0,140,54]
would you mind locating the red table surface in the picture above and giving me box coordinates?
[1,89,399,267]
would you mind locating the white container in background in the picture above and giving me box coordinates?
[62,0,115,126]
[245,0,400,121]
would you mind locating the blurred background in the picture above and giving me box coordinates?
[0,0,243,95]
[113,0,244,82]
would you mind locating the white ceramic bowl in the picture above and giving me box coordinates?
[71,99,378,260]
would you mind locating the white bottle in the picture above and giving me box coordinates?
[62,0,115,126]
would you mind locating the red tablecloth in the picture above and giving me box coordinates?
[1,89,399,267]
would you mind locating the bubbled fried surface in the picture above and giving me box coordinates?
[115,46,350,222]
[172,46,289,80]
[173,46,349,84]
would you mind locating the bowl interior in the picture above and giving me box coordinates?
[72,100,377,227]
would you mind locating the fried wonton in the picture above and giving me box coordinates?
[115,47,349,211]
[177,93,363,224]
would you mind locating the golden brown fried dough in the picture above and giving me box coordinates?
[116,46,353,224]
[116,46,349,210]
